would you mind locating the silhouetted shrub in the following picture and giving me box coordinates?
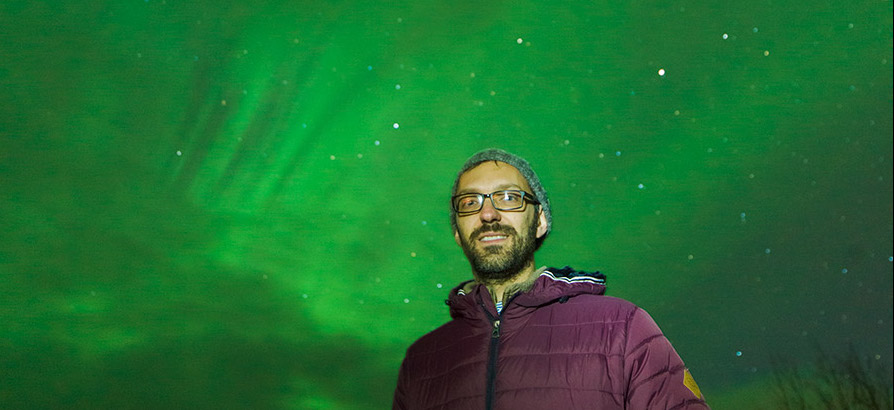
[771,346,892,410]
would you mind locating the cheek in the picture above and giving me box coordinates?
[519,212,538,234]
[456,221,475,241]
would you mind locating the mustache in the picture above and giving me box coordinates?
[471,223,517,241]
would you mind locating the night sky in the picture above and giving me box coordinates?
[1,1,891,409]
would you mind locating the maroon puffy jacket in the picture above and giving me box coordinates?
[393,267,709,410]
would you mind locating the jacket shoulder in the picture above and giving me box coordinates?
[403,317,477,358]
[560,293,641,317]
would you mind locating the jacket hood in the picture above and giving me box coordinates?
[446,266,606,320]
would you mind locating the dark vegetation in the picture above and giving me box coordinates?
[771,347,893,410]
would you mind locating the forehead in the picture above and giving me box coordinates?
[456,161,532,193]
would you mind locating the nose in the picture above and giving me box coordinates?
[478,197,502,223]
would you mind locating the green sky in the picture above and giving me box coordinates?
[1,0,891,408]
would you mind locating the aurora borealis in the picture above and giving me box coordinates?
[1,1,892,408]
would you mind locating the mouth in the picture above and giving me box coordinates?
[477,233,510,244]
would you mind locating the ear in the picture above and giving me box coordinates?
[454,230,463,247]
[535,208,548,239]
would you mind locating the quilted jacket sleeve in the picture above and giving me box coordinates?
[392,357,409,410]
[623,307,710,409]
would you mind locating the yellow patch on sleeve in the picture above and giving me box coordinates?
[683,369,704,400]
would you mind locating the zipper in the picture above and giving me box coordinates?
[484,307,500,410]
[482,294,518,410]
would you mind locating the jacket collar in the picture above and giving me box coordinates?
[447,266,606,320]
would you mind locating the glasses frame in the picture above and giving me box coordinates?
[451,190,541,215]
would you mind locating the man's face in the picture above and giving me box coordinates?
[453,161,548,283]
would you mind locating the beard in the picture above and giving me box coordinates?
[459,216,539,285]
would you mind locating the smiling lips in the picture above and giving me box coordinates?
[477,233,509,243]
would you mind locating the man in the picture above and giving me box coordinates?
[393,149,709,410]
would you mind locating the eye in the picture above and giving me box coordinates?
[455,195,482,211]
[498,191,523,204]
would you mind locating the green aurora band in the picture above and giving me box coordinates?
[1,1,892,408]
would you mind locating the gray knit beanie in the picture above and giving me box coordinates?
[449,148,551,245]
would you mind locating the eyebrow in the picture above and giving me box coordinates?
[455,184,524,195]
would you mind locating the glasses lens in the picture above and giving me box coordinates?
[454,194,483,213]
[493,191,524,210]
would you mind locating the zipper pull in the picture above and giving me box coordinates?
[492,319,501,338]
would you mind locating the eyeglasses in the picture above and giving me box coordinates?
[452,190,540,215]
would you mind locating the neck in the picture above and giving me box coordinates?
[479,260,539,304]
